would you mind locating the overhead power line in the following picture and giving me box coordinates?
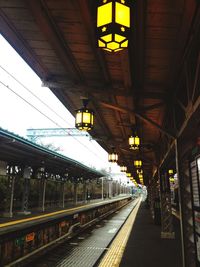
[0,78,105,163]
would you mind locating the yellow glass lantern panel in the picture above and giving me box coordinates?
[76,112,82,124]
[115,2,130,27]
[107,42,120,50]
[91,114,94,124]
[115,34,126,42]
[101,34,112,42]
[134,160,142,168]
[120,166,127,172]
[97,3,112,27]
[135,136,140,146]
[108,152,118,162]
[121,40,128,47]
[83,112,91,124]
[98,40,106,47]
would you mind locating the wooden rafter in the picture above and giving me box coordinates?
[26,0,84,82]
[100,101,175,139]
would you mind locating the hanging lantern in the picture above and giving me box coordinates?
[134,160,142,168]
[129,135,140,150]
[75,99,94,131]
[137,169,143,174]
[97,0,131,52]
[168,169,174,183]
[138,174,143,179]
[120,165,127,172]
[108,149,118,163]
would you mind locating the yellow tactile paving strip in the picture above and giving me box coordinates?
[98,198,141,267]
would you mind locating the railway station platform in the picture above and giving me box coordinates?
[0,195,128,226]
[99,200,182,267]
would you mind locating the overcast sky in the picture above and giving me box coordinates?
[0,34,128,181]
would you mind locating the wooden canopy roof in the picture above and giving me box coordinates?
[0,128,103,178]
[0,0,199,184]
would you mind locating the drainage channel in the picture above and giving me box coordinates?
[26,198,139,267]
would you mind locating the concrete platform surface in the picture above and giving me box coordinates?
[120,203,182,267]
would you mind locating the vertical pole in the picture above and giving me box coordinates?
[83,180,87,203]
[159,169,174,238]
[21,178,30,213]
[74,182,77,205]
[109,180,112,198]
[175,139,186,267]
[101,177,104,200]
[175,139,196,267]
[42,179,46,212]
[21,167,32,214]
[62,183,65,208]
[107,179,109,198]
[9,175,15,217]
[4,166,16,218]
[149,178,157,219]
[175,137,196,267]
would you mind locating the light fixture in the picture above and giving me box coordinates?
[128,125,140,150]
[97,0,131,52]
[137,169,143,174]
[138,174,143,179]
[134,160,142,168]
[120,165,127,172]
[129,135,140,150]
[108,148,118,163]
[75,98,94,131]
[168,169,174,183]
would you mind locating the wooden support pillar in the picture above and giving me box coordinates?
[159,169,175,239]
[149,178,158,219]
[175,139,197,267]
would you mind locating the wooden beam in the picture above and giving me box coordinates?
[139,102,164,112]
[26,0,84,82]
[0,10,49,80]
[100,101,176,139]
[191,51,200,102]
